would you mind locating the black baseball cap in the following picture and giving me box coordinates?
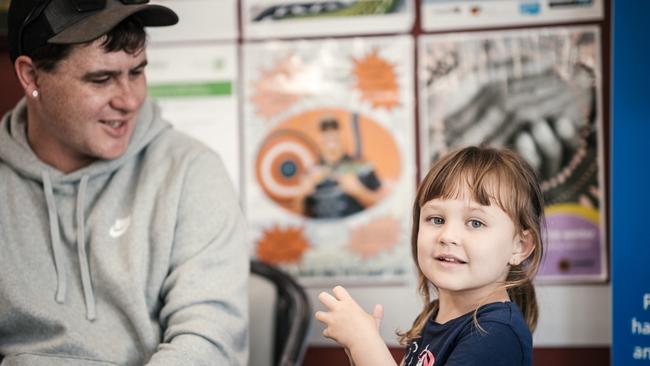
[8,0,178,62]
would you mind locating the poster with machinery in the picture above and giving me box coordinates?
[419,26,607,282]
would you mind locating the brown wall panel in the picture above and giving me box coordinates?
[302,346,610,366]
[0,48,22,115]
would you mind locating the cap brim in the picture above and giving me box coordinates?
[48,4,178,44]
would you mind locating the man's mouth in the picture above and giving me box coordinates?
[100,120,126,128]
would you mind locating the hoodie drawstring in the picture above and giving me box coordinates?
[42,172,96,321]
[76,175,96,321]
[42,172,67,304]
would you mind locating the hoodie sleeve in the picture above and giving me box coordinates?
[145,151,249,366]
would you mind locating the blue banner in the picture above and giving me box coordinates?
[612,1,650,364]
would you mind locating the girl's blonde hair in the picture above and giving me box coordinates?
[399,146,545,345]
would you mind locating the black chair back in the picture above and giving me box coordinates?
[250,260,311,366]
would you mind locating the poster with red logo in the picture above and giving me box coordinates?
[418,26,607,283]
[243,35,416,285]
[421,0,604,32]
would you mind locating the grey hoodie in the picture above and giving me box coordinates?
[0,98,248,365]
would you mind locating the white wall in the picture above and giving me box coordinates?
[307,282,611,347]
[151,0,612,351]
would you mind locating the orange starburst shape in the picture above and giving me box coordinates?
[352,49,400,110]
[256,225,311,265]
[347,217,401,259]
[250,54,309,119]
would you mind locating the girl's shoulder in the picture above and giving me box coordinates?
[476,301,527,324]
[404,303,532,366]
[465,302,533,364]
[475,301,530,334]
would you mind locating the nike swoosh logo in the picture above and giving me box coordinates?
[109,217,131,238]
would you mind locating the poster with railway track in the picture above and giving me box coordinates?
[242,0,414,39]
[419,26,607,283]
[421,0,604,32]
[243,35,415,285]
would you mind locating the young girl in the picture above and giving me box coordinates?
[315,146,545,366]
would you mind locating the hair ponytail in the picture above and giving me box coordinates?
[506,268,539,332]
[398,299,438,345]
[397,275,439,345]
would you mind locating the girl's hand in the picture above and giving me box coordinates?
[315,286,383,350]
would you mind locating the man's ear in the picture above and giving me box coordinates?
[14,55,40,96]
[510,230,535,266]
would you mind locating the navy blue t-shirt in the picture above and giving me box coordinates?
[403,302,532,366]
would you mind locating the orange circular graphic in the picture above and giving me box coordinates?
[255,108,401,219]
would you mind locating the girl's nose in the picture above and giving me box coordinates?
[439,223,460,246]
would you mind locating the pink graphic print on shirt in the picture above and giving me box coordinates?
[416,346,435,366]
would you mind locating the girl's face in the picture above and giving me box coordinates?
[417,189,532,303]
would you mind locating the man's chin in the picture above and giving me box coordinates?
[97,145,130,161]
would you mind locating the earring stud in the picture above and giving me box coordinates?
[31,90,39,98]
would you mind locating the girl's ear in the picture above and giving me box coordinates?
[510,230,535,266]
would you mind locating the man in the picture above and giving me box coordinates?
[0,1,248,365]
[299,117,385,218]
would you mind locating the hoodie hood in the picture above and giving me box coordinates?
[0,97,170,321]
[0,97,170,183]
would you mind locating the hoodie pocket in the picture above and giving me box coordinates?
[0,353,119,366]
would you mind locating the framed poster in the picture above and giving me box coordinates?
[419,26,607,283]
[148,0,238,42]
[242,0,414,39]
[243,35,416,285]
[421,0,604,32]
[146,43,241,192]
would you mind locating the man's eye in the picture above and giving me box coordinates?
[91,77,110,84]
[468,220,484,228]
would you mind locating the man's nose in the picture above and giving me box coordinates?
[111,79,143,113]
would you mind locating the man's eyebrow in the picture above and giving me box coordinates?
[132,59,148,70]
[81,60,148,81]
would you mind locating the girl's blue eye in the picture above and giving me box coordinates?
[469,220,483,228]
[430,217,444,225]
